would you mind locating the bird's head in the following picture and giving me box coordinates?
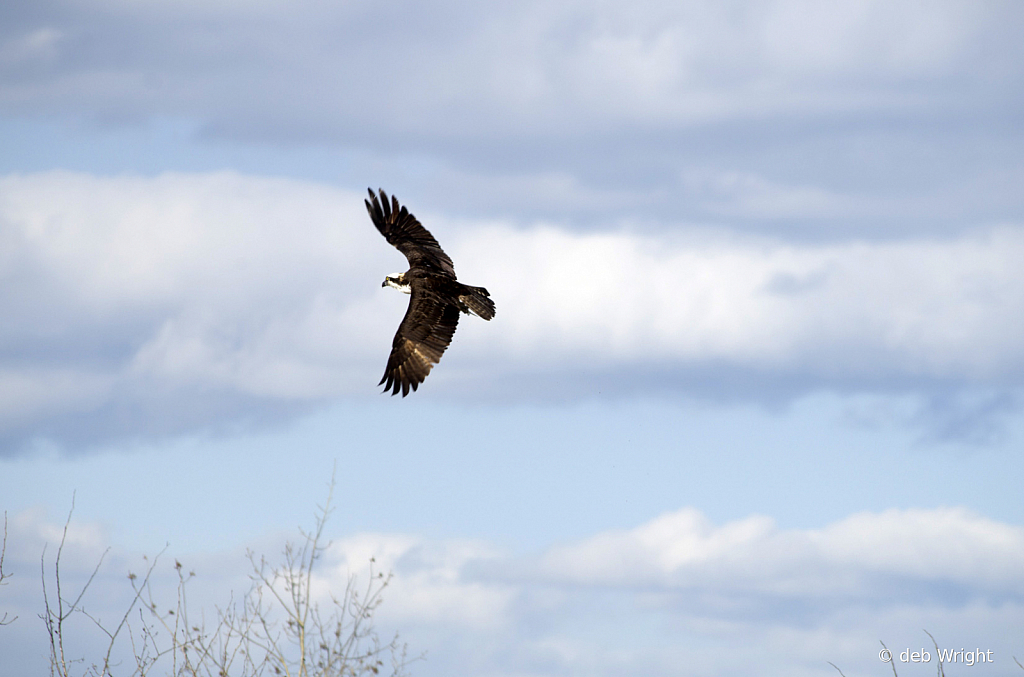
[383,273,412,294]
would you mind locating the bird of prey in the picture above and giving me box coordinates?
[366,188,495,396]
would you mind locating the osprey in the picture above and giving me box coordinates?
[366,188,495,396]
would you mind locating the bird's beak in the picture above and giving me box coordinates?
[381,280,387,287]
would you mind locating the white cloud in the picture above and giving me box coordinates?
[539,507,1024,596]
[464,222,1024,378]
[320,535,515,629]
[2,171,1024,446]
[0,171,390,444]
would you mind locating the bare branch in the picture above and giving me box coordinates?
[880,641,899,677]
[826,661,847,677]
[95,545,166,673]
[923,630,946,677]
[1,511,16,626]
[40,496,81,677]
[33,463,416,677]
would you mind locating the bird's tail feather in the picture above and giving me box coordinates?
[459,285,495,320]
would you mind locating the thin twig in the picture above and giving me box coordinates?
[827,657,847,674]
[923,630,946,677]
[41,495,89,677]
[880,641,899,677]
[33,462,413,677]
[0,511,16,626]
[95,546,165,673]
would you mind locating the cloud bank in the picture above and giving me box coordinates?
[1,170,1023,449]
[3,504,1022,676]
[2,0,1022,232]
[4,0,1018,141]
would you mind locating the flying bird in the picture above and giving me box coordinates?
[366,188,495,396]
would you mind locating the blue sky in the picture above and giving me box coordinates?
[2,1,1024,675]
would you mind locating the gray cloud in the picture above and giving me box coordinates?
[1,1,1022,235]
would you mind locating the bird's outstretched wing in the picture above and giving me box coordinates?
[380,287,462,396]
[365,188,456,277]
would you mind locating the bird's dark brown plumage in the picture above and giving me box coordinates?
[365,189,455,277]
[366,189,495,396]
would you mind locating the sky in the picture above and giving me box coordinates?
[1,1,1024,675]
